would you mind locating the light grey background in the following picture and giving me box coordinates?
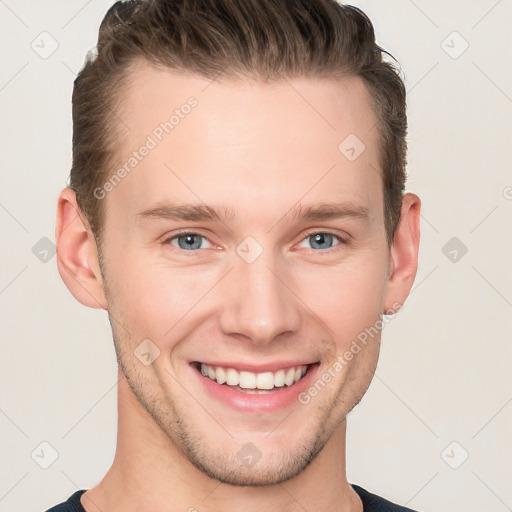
[0,1,511,511]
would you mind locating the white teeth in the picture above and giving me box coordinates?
[274,369,285,387]
[239,371,256,389]
[226,368,239,386]
[215,367,226,384]
[284,368,295,386]
[198,363,309,390]
[256,372,274,390]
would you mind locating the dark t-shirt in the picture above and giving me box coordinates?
[45,485,420,511]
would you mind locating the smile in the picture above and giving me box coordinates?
[201,362,309,391]
[190,360,320,411]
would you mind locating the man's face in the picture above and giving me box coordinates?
[98,61,391,485]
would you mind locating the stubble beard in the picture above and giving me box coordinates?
[108,316,375,487]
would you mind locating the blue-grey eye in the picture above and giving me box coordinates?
[299,233,341,250]
[170,233,212,250]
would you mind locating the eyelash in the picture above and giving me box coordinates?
[162,229,347,253]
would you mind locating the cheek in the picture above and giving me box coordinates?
[104,252,213,340]
[295,255,388,340]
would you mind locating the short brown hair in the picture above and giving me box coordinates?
[69,0,407,245]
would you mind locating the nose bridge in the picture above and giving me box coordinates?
[217,247,301,344]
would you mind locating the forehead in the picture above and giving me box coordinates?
[106,60,382,221]
[117,60,378,138]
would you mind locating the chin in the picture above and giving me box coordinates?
[184,439,324,487]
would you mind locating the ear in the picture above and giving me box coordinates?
[383,192,421,314]
[55,187,108,309]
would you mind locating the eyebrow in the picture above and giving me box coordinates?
[286,201,370,223]
[136,203,236,223]
[135,201,370,224]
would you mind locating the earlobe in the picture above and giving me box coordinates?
[383,193,421,314]
[55,187,108,310]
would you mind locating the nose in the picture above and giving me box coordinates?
[217,252,302,346]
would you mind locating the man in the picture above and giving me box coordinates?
[49,0,421,510]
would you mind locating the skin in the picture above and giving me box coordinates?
[56,59,420,512]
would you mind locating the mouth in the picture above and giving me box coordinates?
[191,361,318,394]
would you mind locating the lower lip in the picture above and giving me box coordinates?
[191,363,320,413]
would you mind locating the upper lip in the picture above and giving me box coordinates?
[191,360,318,373]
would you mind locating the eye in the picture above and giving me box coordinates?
[297,232,343,251]
[165,232,214,251]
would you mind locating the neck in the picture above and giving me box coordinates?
[81,370,361,512]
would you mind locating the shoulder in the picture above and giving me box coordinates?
[44,490,87,512]
[351,484,422,512]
